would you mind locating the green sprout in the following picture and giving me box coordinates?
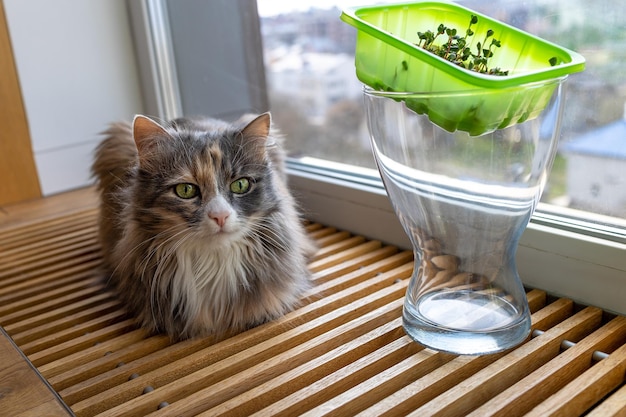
[414,16,561,75]
[415,15,509,76]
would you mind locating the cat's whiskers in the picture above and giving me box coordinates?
[142,225,192,278]
[108,234,156,283]
[245,217,290,255]
[141,218,284,334]
[145,225,195,324]
[172,231,256,335]
[134,224,184,277]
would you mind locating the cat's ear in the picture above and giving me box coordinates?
[132,115,171,155]
[241,112,271,139]
[240,112,271,158]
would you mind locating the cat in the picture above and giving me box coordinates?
[91,112,315,341]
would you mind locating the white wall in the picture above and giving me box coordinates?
[4,0,144,195]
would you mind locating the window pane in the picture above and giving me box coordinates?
[258,0,626,222]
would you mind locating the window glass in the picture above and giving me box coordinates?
[258,0,626,222]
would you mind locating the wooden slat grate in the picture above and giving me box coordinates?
[0,207,625,416]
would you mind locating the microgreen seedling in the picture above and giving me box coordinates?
[416,15,509,76]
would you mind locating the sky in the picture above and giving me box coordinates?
[256,0,394,17]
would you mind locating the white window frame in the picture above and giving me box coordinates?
[132,0,626,316]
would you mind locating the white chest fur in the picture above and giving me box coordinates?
[166,237,258,331]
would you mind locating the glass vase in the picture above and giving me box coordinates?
[364,78,565,355]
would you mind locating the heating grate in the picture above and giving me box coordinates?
[0,197,625,416]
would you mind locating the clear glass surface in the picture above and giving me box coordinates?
[364,79,565,354]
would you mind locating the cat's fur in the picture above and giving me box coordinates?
[92,113,315,341]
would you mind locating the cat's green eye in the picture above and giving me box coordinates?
[174,183,199,199]
[230,178,251,194]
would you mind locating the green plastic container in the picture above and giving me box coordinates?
[341,1,585,134]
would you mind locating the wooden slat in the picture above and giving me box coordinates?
[47,334,171,392]
[9,299,121,345]
[308,296,576,417]
[313,230,351,248]
[219,321,417,417]
[0,209,96,248]
[138,299,408,417]
[0,225,97,266]
[0,189,624,417]
[0,187,97,230]
[39,330,153,380]
[403,307,603,417]
[4,287,112,330]
[28,319,137,367]
[466,316,626,417]
[353,294,569,417]
[0,253,102,298]
[525,341,626,417]
[70,280,408,416]
[586,383,626,416]
[56,336,216,405]
[311,250,413,294]
[0,274,105,320]
[309,235,368,265]
[0,239,100,281]
[57,260,412,409]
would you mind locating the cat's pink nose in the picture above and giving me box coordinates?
[209,212,229,228]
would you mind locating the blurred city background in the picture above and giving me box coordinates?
[257,0,626,219]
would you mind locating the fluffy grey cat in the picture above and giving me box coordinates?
[92,113,314,341]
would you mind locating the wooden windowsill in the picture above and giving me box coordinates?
[0,187,625,416]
